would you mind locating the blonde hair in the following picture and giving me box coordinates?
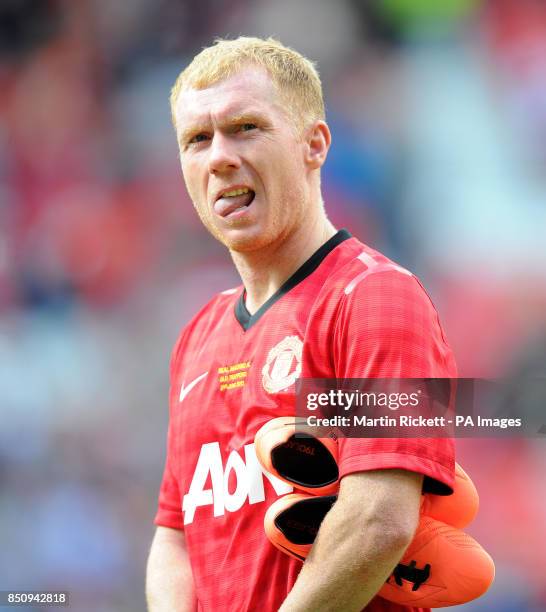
[170,36,325,132]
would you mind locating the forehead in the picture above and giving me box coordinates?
[174,66,285,131]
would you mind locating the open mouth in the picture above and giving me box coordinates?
[214,187,256,218]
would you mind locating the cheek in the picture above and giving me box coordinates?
[266,145,303,185]
[276,153,306,201]
[282,141,305,174]
[182,161,204,201]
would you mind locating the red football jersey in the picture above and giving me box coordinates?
[155,230,457,611]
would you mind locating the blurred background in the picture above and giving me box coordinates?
[1,0,545,610]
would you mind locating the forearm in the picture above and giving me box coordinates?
[279,470,422,612]
[146,526,197,612]
[279,507,409,610]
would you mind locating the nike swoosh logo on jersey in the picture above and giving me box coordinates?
[179,371,208,403]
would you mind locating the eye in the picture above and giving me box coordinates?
[189,133,209,145]
[239,123,257,132]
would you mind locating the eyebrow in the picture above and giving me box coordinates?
[178,110,270,145]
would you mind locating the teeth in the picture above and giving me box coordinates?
[222,187,250,198]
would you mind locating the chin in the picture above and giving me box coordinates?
[220,226,276,253]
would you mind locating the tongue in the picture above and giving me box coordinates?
[215,191,254,217]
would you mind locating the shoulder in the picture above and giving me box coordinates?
[305,237,456,376]
[315,237,438,323]
[169,286,241,376]
[335,242,447,345]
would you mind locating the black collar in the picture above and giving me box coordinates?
[235,229,352,331]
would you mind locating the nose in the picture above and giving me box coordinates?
[208,132,241,175]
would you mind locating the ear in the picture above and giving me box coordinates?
[304,120,331,170]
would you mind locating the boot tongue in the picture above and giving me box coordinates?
[214,191,254,216]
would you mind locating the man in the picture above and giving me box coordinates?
[146,37,456,611]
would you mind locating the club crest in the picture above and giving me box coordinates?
[262,335,303,393]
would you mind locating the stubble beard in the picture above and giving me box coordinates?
[193,190,306,255]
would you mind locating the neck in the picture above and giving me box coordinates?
[230,214,337,315]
